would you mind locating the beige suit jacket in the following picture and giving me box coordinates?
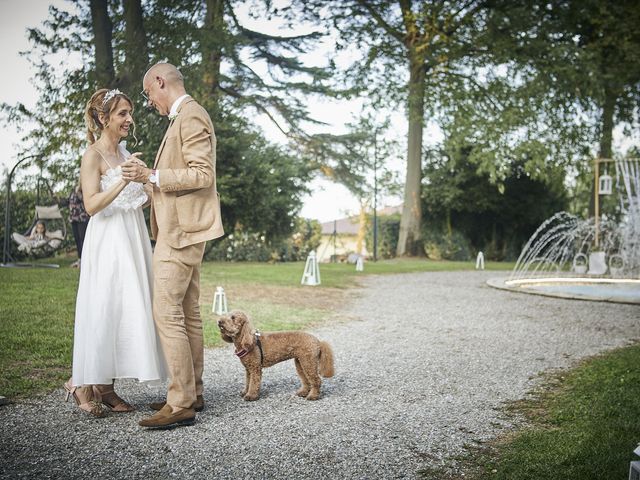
[150,97,224,248]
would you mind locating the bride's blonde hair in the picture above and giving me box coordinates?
[84,89,137,145]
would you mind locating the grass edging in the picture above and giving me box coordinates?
[435,342,640,479]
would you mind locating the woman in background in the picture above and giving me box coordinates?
[67,184,90,268]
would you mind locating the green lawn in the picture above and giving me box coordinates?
[458,344,640,480]
[1,256,509,398]
[200,258,513,289]
[0,262,78,398]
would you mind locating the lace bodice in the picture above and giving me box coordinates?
[100,166,148,217]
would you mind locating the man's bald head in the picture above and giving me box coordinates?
[144,63,184,86]
[142,62,187,116]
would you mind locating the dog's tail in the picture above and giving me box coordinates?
[319,341,335,378]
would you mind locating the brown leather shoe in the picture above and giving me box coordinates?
[138,405,196,429]
[149,395,204,412]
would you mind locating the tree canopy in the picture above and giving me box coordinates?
[2,0,639,261]
[2,0,332,241]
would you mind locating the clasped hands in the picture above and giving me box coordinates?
[121,153,151,183]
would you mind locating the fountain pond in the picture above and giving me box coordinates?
[489,157,640,304]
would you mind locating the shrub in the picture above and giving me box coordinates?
[422,225,472,261]
[204,231,272,262]
[274,218,322,262]
[203,218,322,262]
[365,214,400,259]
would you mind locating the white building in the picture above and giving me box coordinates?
[316,205,402,263]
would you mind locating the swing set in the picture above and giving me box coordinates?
[2,155,68,269]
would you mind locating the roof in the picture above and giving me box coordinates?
[321,217,360,235]
[377,204,403,216]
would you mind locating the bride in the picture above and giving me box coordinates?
[64,88,166,417]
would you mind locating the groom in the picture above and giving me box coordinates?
[122,63,223,428]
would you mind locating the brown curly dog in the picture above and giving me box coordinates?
[217,310,335,401]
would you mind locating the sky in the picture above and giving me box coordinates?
[0,1,57,172]
[0,0,406,224]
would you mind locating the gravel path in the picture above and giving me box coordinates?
[2,271,639,479]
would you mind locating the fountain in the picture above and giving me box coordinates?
[488,157,640,304]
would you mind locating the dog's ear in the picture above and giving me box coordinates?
[238,314,255,352]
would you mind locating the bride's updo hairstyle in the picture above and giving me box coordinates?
[84,88,137,144]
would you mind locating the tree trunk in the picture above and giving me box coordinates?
[356,200,368,254]
[397,52,425,257]
[598,86,615,159]
[589,84,616,216]
[202,0,225,114]
[89,0,115,88]
[121,0,148,92]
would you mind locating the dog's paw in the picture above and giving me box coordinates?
[243,394,259,401]
[305,392,320,401]
[296,388,309,398]
[240,391,247,398]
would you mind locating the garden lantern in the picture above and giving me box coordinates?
[599,169,613,195]
[593,158,616,247]
[212,286,228,314]
[301,251,321,285]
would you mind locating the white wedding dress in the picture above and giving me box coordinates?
[72,144,167,386]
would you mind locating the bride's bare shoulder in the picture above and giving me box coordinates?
[81,147,102,168]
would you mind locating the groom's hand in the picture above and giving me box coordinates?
[122,154,150,183]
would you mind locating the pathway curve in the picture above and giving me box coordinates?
[1,271,639,479]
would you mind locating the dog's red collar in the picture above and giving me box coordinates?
[235,348,249,358]
[234,331,263,364]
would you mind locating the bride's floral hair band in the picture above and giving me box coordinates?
[102,89,123,106]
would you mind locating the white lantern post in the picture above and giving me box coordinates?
[212,286,228,315]
[301,251,321,286]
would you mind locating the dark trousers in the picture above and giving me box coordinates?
[71,221,89,258]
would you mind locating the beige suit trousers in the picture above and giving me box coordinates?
[152,237,206,409]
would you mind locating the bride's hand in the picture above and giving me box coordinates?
[121,158,149,184]
[128,152,146,166]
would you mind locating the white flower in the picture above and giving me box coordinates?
[168,113,178,121]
